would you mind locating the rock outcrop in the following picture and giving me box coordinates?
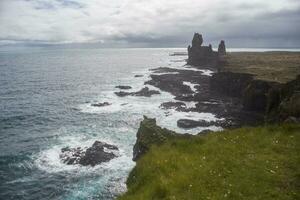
[210,71,300,122]
[218,40,226,56]
[115,87,160,97]
[60,141,118,166]
[91,102,111,107]
[115,85,132,90]
[133,116,190,161]
[266,75,300,122]
[187,33,218,67]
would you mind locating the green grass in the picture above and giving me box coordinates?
[223,52,300,83]
[118,124,300,200]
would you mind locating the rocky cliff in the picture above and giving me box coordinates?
[133,116,191,161]
[210,72,300,122]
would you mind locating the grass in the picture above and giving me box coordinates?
[118,124,300,200]
[223,52,300,83]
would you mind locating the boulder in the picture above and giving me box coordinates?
[60,141,118,166]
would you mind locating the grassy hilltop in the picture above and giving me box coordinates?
[118,120,300,200]
[223,52,300,83]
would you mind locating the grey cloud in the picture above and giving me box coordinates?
[0,0,299,48]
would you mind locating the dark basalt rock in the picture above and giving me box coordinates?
[134,75,143,78]
[145,74,194,97]
[267,75,300,122]
[218,40,226,56]
[115,87,160,97]
[177,119,212,129]
[91,102,111,107]
[210,72,253,97]
[187,33,218,67]
[242,80,275,112]
[177,119,236,129]
[160,101,187,111]
[60,141,118,166]
[115,85,132,90]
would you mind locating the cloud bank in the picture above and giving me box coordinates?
[0,0,300,47]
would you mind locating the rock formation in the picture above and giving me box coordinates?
[187,33,218,67]
[132,116,191,161]
[60,141,118,166]
[91,102,111,107]
[218,40,226,56]
[115,87,160,97]
[115,85,132,90]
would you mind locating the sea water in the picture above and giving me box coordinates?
[1,47,298,199]
[0,47,220,200]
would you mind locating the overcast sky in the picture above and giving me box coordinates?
[0,0,300,47]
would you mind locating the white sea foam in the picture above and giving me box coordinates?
[183,81,199,93]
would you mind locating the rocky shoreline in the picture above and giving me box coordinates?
[66,33,299,167]
[130,33,300,161]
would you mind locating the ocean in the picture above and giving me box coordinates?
[0,47,299,199]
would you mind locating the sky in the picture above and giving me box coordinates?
[0,0,300,48]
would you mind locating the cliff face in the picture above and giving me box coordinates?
[210,72,300,122]
[133,116,190,161]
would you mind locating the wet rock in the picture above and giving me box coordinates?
[145,74,194,97]
[177,119,212,129]
[115,87,160,97]
[60,141,118,166]
[160,101,187,111]
[115,85,132,90]
[134,75,143,78]
[91,102,111,107]
[218,40,226,56]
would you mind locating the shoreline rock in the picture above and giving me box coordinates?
[115,87,160,97]
[115,85,132,90]
[91,102,111,107]
[133,116,191,161]
[59,141,118,166]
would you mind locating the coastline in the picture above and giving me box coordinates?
[116,41,300,198]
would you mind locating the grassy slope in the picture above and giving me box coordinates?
[119,124,300,200]
[224,52,300,83]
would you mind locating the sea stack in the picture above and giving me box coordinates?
[187,33,218,67]
[218,40,226,56]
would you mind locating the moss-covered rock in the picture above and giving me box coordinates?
[133,116,190,161]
